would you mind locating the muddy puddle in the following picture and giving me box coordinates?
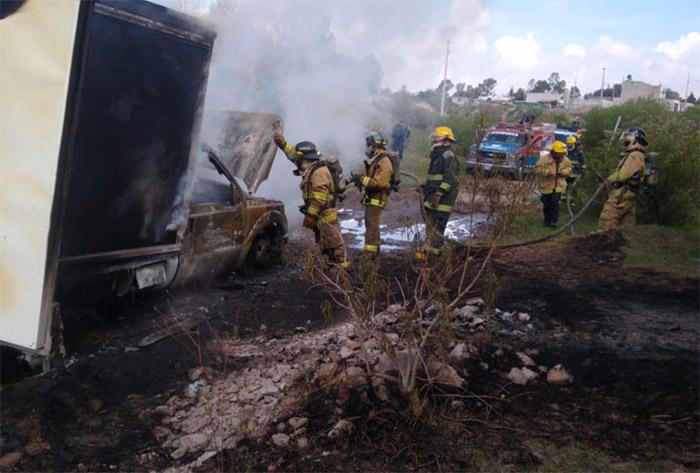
[338,208,487,250]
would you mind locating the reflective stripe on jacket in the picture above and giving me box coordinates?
[301,163,336,224]
[608,144,645,198]
[361,152,393,208]
[536,152,572,194]
[423,145,457,214]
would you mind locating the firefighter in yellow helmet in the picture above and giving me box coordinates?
[536,140,572,227]
[565,135,586,179]
[349,131,393,255]
[598,127,647,231]
[274,132,349,268]
[416,126,458,261]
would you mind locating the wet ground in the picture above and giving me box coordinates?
[1,197,698,471]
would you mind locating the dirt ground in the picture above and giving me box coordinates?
[1,192,698,472]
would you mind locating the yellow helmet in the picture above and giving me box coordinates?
[431,126,457,143]
[551,140,567,154]
[566,136,576,145]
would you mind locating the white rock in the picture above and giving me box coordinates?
[465,297,485,306]
[272,433,290,448]
[276,422,287,433]
[517,312,531,322]
[386,304,403,314]
[469,317,485,328]
[499,312,513,322]
[288,417,308,430]
[479,362,489,371]
[454,305,479,320]
[526,323,534,331]
[296,437,309,450]
[508,367,538,385]
[547,364,574,385]
[516,352,536,367]
[328,419,354,439]
[449,343,470,361]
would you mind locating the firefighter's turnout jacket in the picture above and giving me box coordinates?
[301,162,337,224]
[607,143,645,199]
[536,153,572,194]
[598,142,646,231]
[360,152,393,208]
[423,145,458,214]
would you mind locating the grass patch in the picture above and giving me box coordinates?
[621,224,699,279]
[506,201,600,242]
[539,445,682,473]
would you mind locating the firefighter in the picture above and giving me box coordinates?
[416,126,458,261]
[274,132,349,268]
[536,140,572,227]
[566,136,586,179]
[391,119,411,160]
[349,131,393,256]
[598,126,647,231]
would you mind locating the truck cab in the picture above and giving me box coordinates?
[466,123,530,179]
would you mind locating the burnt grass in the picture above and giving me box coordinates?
[2,235,699,471]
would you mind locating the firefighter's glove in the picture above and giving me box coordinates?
[303,215,316,229]
[273,131,286,149]
[431,192,443,207]
[349,173,362,189]
[298,204,308,215]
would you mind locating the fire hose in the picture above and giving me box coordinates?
[405,170,607,250]
[492,181,606,249]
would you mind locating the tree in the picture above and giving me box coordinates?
[477,77,497,97]
[664,88,680,100]
[455,82,466,96]
[687,92,697,104]
[508,86,515,97]
[547,72,567,93]
[570,86,581,99]
[439,79,454,95]
[514,88,526,101]
[626,74,633,81]
[530,79,551,93]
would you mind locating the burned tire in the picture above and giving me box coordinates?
[252,236,272,269]
[250,228,283,269]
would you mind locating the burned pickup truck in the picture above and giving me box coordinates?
[176,112,288,282]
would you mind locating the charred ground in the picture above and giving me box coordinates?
[1,193,698,472]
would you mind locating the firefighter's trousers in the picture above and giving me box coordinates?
[364,205,383,253]
[314,219,348,266]
[425,209,449,255]
[540,192,561,226]
[598,193,638,231]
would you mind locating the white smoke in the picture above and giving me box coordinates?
[191,0,387,228]
[155,0,487,228]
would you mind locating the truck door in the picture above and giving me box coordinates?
[0,0,81,353]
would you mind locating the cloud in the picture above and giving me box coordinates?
[655,31,700,60]
[493,33,542,70]
[593,35,634,59]
[564,43,586,58]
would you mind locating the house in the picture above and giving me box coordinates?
[620,79,662,102]
[525,92,565,107]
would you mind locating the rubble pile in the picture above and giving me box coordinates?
[154,298,573,466]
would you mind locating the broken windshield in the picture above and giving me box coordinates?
[484,132,526,145]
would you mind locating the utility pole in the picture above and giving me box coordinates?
[600,67,606,101]
[683,72,690,112]
[440,40,450,117]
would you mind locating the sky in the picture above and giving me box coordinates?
[162,0,699,97]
